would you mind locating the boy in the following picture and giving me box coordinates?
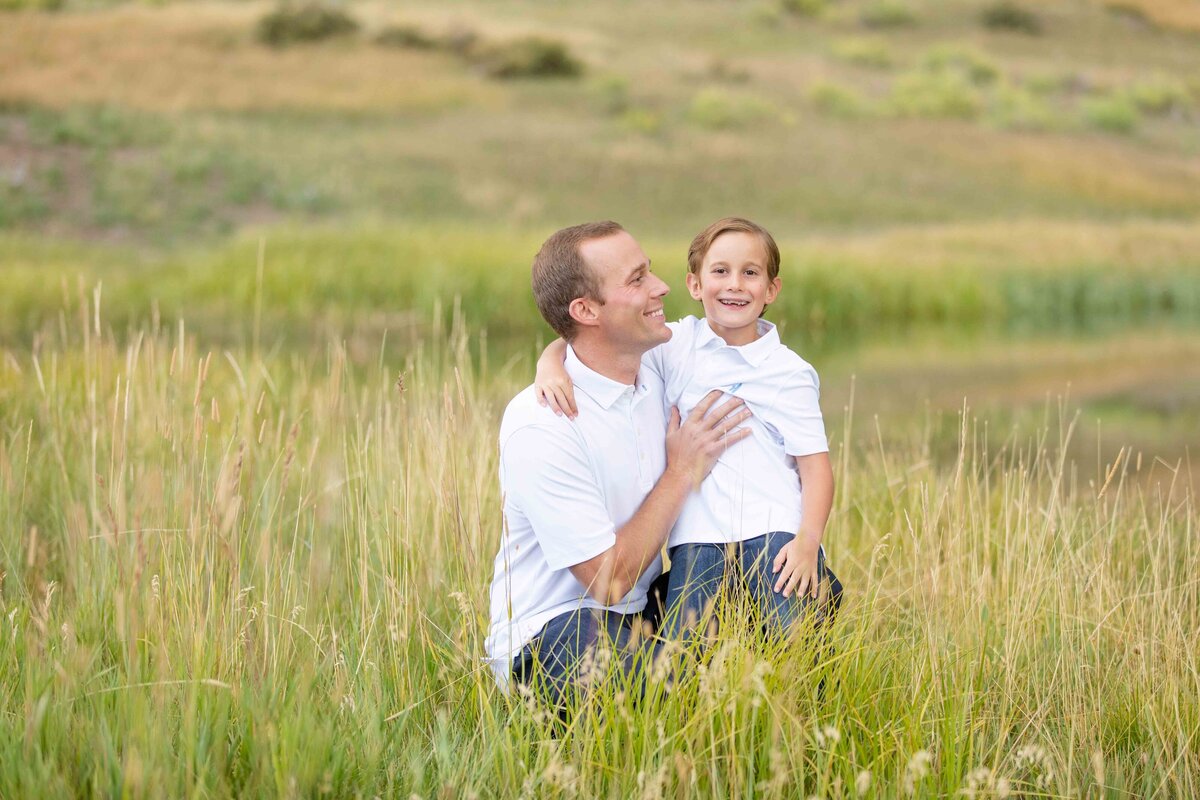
[535,217,838,641]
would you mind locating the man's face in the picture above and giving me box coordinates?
[578,231,671,352]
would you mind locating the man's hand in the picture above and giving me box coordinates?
[772,532,821,598]
[666,390,752,488]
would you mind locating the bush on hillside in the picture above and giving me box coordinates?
[472,36,583,79]
[808,81,872,119]
[257,2,360,47]
[921,44,1000,85]
[889,70,982,120]
[831,38,894,69]
[981,2,1042,34]
[0,0,64,10]
[988,83,1056,131]
[1127,75,1192,115]
[374,24,437,50]
[860,0,916,28]
[687,88,778,129]
[1082,93,1138,134]
[779,0,825,17]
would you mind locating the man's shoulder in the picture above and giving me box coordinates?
[500,385,580,446]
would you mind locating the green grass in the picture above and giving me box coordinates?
[0,308,1196,796]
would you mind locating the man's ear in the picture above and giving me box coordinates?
[764,276,781,306]
[686,272,702,301]
[568,296,601,329]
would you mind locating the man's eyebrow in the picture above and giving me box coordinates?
[626,263,649,281]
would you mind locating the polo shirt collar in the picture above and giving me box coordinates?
[565,345,636,409]
[695,318,782,367]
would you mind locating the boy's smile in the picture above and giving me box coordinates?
[687,231,781,347]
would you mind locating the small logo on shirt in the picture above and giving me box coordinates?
[727,382,742,393]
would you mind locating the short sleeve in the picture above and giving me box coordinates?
[768,366,829,457]
[501,425,617,570]
[643,318,695,406]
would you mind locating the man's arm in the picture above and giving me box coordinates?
[569,391,751,605]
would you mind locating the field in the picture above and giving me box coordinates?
[1,0,1199,796]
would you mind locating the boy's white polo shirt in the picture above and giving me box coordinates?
[645,315,828,547]
[485,345,666,687]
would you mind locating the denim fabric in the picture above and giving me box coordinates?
[510,606,660,708]
[663,531,840,642]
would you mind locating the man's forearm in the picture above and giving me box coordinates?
[597,465,693,603]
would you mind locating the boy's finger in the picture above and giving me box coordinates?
[773,564,791,593]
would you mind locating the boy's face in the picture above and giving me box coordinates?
[686,231,780,346]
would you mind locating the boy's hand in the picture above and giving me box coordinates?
[772,533,821,598]
[535,359,577,419]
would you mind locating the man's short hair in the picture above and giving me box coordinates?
[687,217,781,282]
[531,221,625,341]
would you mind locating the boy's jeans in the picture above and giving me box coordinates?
[662,531,841,642]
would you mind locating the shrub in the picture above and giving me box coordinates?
[439,24,479,55]
[860,1,916,28]
[0,0,64,10]
[889,70,982,119]
[472,36,583,79]
[1127,75,1191,115]
[981,2,1042,34]
[687,88,776,129]
[921,44,1000,85]
[619,108,663,135]
[1082,93,1138,134]
[256,2,359,47]
[988,83,1055,131]
[779,0,825,17]
[374,24,437,50]
[831,37,894,69]
[808,81,871,118]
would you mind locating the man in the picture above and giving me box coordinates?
[484,221,751,701]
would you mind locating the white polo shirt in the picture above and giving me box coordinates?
[485,345,667,687]
[645,315,829,547]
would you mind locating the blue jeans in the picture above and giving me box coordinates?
[510,597,666,709]
[663,531,839,643]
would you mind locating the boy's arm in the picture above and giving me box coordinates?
[772,452,834,598]
[534,338,576,419]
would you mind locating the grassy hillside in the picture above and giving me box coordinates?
[2,0,1200,242]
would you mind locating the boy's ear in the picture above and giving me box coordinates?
[568,296,601,329]
[764,276,781,306]
[685,272,702,301]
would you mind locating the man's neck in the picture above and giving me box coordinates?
[570,336,642,386]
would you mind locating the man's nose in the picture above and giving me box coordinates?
[651,275,669,297]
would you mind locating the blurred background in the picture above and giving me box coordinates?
[2,0,1198,485]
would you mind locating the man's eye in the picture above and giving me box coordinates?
[633,275,644,283]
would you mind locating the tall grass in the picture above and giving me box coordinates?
[0,295,1196,796]
[2,223,1198,355]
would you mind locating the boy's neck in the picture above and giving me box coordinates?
[704,317,761,347]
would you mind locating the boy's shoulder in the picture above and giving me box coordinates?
[771,340,819,376]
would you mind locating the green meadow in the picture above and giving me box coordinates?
[1,0,1199,796]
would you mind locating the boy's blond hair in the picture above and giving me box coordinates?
[687,217,781,282]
